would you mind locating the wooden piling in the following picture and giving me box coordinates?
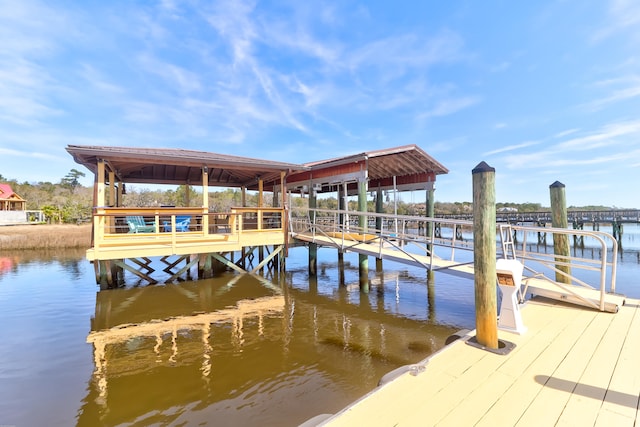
[472,161,498,349]
[358,178,369,292]
[427,270,436,322]
[376,187,383,271]
[549,181,571,284]
[426,186,435,252]
[309,186,317,276]
[338,184,345,286]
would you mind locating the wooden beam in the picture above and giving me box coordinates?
[211,252,247,274]
[250,245,283,274]
[165,256,199,283]
[114,259,158,284]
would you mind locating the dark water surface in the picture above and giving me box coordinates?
[1,225,639,426]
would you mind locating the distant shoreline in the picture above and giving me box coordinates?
[0,224,91,251]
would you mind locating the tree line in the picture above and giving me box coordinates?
[0,171,613,224]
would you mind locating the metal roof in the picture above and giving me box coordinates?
[303,144,448,179]
[66,144,448,192]
[66,145,307,189]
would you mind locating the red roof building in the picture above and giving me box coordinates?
[0,184,26,211]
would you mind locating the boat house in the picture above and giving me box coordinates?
[66,144,448,287]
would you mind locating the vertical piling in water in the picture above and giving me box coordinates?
[426,186,435,253]
[309,186,317,277]
[472,161,498,349]
[358,178,369,292]
[338,185,345,286]
[427,270,436,322]
[376,187,384,271]
[549,181,571,284]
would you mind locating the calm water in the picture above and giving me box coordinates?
[1,225,639,426]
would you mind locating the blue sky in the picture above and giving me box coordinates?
[1,0,639,207]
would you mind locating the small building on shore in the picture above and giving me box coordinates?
[0,184,26,211]
[0,184,30,225]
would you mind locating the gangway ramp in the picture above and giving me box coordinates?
[291,226,626,313]
[291,231,476,277]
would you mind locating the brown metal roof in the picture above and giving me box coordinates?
[66,145,307,189]
[66,144,448,192]
[303,144,448,179]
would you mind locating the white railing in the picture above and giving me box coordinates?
[289,207,620,310]
[499,224,619,311]
[289,206,475,270]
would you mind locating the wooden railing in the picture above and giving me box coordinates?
[89,206,285,258]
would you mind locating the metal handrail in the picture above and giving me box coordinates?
[288,206,475,266]
[290,207,619,311]
[499,223,619,311]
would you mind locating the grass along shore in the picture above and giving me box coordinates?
[0,224,92,251]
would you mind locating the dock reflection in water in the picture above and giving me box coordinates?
[79,266,460,426]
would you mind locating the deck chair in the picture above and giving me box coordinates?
[126,216,156,233]
[163,215,191,232]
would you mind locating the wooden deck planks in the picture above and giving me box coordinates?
[443,301,587,427]
[474,303,600,427]
[555,300,638,426]
[513,304,617,427]
[594,301,640,426]
[320,298,640,427]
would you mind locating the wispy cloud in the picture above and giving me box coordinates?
[484,141,541,156]
[138,54,203,94]
[417,96,480,120]
[557,120,640,149]
[592,0,640,41]
[501,119,640,170]
[582,78,640,111]
[553,128,580,138]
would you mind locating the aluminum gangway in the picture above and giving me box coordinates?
[289,207,625,312]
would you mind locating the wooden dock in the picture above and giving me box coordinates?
[310,296,640,426]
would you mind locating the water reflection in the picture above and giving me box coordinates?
[0,256,15,275]
[79,270,458,426]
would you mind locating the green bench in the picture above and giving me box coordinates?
[126,216,156,233]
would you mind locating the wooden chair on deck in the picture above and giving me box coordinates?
[126,216,156,233]
[163,215,191,232]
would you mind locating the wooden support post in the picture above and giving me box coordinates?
[472,161,498,349]
[199,253,212,279]
[426,185,435,253]
[358,178,369,292]
[550,181,571,284]
[337,184,345,285]
[375,187,383,232]
[308,184,317,276]
[280,171,288,266]
[96,159,107,207]
[375,186,383,271]
[108,171,115,206]
[202,167,209,233]
[258,245,265,275]
[337,184,345,277]
[117,181,123,207]
[427,270,436,321]
[98,260,109,287]
[257,178,265,273]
